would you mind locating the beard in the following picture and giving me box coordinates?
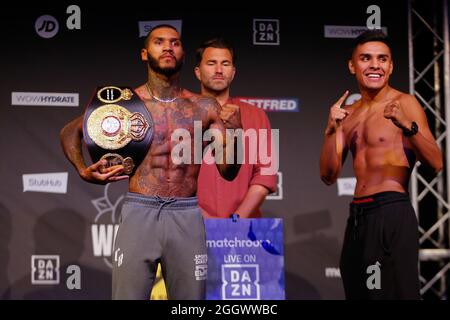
[147,52,184,77]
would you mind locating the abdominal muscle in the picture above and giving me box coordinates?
[352,144,413,197]
[128,150,201,198]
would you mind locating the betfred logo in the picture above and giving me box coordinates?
[31,255,60,284]
[237,97,299,112]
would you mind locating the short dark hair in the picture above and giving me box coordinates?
[144,24,180,48]
[195,38,236,66]
[350,29,391,59]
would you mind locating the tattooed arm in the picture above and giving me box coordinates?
[60,115,127,184]
[199,97,241,181]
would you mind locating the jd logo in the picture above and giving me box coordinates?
[35,15,59,39]
[366,261,381,290]
[35,5,81,39]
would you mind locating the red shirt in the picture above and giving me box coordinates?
[197,98,277,218]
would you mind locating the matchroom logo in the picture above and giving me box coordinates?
[11,92,79,107]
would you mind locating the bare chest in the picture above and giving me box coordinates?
[144,99,208,152]
[343,108,401,151]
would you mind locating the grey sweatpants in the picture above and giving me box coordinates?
[112,192,207,300]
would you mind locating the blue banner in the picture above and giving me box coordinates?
[205,218,285,300]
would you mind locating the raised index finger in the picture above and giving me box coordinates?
[335,90,350,108]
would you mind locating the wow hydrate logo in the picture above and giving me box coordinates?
[12,92,79,107]
[237,97,299,112]
[324,25,388,38]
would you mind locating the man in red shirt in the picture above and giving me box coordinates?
[194,38,277,218]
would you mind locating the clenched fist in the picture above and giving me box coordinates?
[219,103,242,129]
[384,100,410,130]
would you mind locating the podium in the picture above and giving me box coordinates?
[205,218,285,300]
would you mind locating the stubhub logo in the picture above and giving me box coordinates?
[23,172,68,194]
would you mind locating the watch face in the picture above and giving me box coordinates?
[404,121,418,136]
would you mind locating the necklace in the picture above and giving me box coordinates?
[146,83,178,103]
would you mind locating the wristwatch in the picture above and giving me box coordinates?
[403,121,418,137]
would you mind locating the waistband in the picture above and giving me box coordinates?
[350,191,410,212]
[123,192,198,210]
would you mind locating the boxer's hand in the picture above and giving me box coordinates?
[325,90,350,135]
[384,100,411,130]
[220,103,241,129]
[79,159,128,184]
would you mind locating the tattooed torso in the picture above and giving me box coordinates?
[128,85,218,197]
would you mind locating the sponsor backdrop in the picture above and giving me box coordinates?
[0,1,409,299]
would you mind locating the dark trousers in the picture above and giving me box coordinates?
[340,191,420,300]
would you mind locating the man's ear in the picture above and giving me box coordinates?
[141,48,148,62]
[348,59,355,75]
[389,60,394,75]
[231,67,236,81]
[194,66,201,81]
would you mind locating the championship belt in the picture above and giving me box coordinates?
[83,86,153,175]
